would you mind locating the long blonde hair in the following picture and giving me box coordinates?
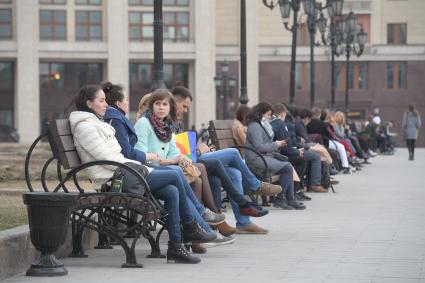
[334,111,346,127]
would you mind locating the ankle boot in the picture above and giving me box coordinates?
[167,241,201,264]
[183,221,217,244]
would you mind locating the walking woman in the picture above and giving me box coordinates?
[402,104,422,160]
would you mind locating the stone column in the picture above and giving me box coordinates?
[245,0,260,106]
[16,1,39,143]
[193,0,216,129]
[106,1,129,96]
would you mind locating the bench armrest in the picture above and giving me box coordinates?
[54,160,163,213]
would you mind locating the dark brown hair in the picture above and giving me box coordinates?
[272,103,288,116]
[148,89,177,121]
[102,81,124,108]
[235,105,251,125]
[74,85,102,114]
[170,86,193,101]
[408,104,420,116]
[247,102,273,123]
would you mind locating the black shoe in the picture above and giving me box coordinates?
[273,200,294,210]
[296,191,312,201]
[240,202,269,217]
[329,167,339,175]
[183,221,217,244]
[286,200,306,210]
[167,241,201,264]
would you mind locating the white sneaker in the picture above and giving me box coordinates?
[203,232,235,248]
[368,150,377,157]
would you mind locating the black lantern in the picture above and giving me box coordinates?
[279,0,292,19]
[214,62,237,119]
[346,11,356,33]
[334,0,344,15]
[357,26,367,47]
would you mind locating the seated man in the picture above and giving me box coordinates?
[270,104,326,194]
[171,86,282,234]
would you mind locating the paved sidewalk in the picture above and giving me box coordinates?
[3,148,425,283]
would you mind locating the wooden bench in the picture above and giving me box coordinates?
[24,119,166,268]
[208,119,281,186]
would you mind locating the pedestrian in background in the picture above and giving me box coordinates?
[402,104,421,161]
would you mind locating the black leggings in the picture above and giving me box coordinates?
[406,139,416,156]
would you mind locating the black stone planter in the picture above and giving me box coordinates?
[23,192,77,277]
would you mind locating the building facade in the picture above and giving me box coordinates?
[0,0,424,146]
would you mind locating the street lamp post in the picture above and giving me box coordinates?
[151,0,166,90]
[303,0,328,108]
[239,0,249,105]
[214,62,237,119]
[335,11,367,116]
[262,0,301,106]
[318,0,344,111]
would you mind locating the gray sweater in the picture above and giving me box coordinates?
[402,112,421,139]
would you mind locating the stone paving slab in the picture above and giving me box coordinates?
[2,148,425,283]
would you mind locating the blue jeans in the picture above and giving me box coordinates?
[154,165,211,232]
[149,184,182,242]
[226,168,251,228]
[274,164,295,201]
[208,172,251,228]
[199,148,260,192]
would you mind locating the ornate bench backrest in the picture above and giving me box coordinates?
[208,120,236,150]
[48,119,82,170]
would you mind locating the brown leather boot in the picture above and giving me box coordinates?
[310,185,327,193]
[191,243,207,254]
[211,221,236,237]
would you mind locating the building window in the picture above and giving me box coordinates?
[129,12,153,41]
[129,0,152,5]
[40,10,66,40]
[40,63,65,89]
[75,0,101,5]
[387,23,406,45]
[387,62,406,90]
[129,11,188,42]
[39,62,103,133]
[0,62,14,134]
[129,62,188,112]
[75,10,102,41]
[163,0,189,6]
[39,0,66,4]
[295,63,310,91]
[0,9,12,40]
[335,63,367,90]
[163,12,189,42]
[129,0,188,6]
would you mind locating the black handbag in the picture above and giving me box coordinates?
[103,162,150,195]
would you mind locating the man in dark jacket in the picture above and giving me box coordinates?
[271,104,326,194]
[306,107,332,147]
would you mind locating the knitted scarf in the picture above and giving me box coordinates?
[144,110,174,143]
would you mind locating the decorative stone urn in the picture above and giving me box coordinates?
[23,192,77,277]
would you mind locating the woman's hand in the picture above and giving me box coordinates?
[146,153,159,161]
[179,156,191,167]
[159,156,180,166]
